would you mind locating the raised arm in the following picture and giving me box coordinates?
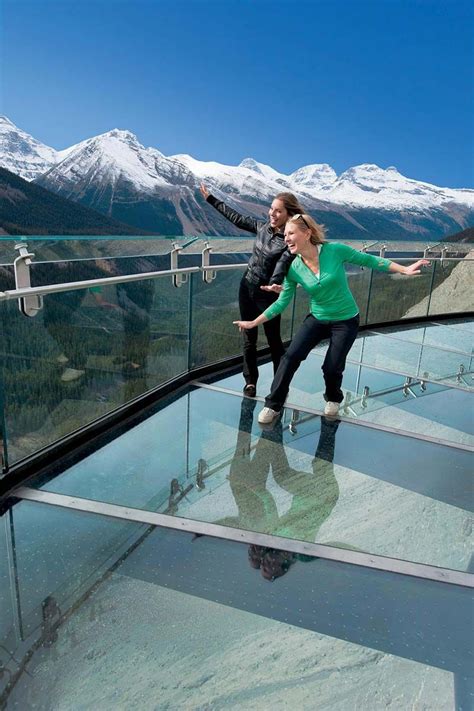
[200,182,260,234]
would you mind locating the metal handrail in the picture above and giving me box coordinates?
[0,266,200,301]
[0,256,472,302]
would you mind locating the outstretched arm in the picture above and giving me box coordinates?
[337,243,429,275]
[234,277,297,330]
[388,259,430,275]
[234,312,269,331]
[200,182,260,233]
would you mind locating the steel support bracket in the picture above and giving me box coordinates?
[201,241,216,284]
[170,243,188,288]
[14,242,43,317]
[289,409,300,435]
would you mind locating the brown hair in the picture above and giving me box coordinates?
[288,213,326,244]
[274,192,306,217]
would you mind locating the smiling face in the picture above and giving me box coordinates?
[268,198,289,230]
[284,219,311,254]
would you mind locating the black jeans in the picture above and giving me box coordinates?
[265,313,360,411]
[239,277,285,386]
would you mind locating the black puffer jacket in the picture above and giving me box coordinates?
[206,194,294,285]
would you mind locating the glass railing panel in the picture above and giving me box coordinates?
[371,321,473,355]
[189,268,244,369]
[428,259,474,316]
[31,387,472,572]
[0,236,192,262]
[1,276,190,465]
[0,513,17,657]
[345,332,473,389]
[207,356,473,447]
[367,267,433,323]
[2,500,470,709]
[189,270,294,370]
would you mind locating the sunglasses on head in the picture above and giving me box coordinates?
[293,213,310,228]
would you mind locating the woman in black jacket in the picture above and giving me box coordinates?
[200,183,305,396]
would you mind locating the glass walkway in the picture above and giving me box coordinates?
[0,238,472,709]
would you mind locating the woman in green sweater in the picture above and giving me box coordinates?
[234,213,429,423]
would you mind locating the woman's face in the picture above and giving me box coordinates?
[268,198,288,230]
[284,220,310,254]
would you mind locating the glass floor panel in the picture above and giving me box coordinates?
[2,500,472,710]
[437,318,474,334]
[215,357,474,447]
[371,321,474,355]
[311,332,473,390]
[32,387,473,572]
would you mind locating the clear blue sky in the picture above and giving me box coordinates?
[2,0,473,187]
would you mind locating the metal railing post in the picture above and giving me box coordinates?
[170,243,188,288]
[201,241,216,283]
[13,242,43,317]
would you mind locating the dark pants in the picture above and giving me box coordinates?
[265,313,359,411]
[239,277,285,385]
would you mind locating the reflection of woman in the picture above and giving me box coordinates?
[200,183,305,396]
[234,214,429,421]
[221,397,340,579]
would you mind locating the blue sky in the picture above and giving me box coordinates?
[2,0,473,187]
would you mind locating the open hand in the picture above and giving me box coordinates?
[200,183,210,200]
[404,259,430,276]
[233,320,255,331]
[260,284,283,294]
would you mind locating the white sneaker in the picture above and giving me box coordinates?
[61,367,85,383]
[56,353,69,365]
[324,401,340,417]
[258,407,280,424]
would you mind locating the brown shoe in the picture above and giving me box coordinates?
[243,384,256,397]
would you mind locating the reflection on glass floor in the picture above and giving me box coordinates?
[29,381,472,572]
[1,501,472,710]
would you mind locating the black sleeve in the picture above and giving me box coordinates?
[206,194,260,234]
[269,249,295,285]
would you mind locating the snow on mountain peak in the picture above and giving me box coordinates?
[46,128,170,192]
[0,116,58,180]
[319,163,474,209]
[1,116,473,213]
[290,164,337,190]
[239,157,291,185]
[0,115,16,128]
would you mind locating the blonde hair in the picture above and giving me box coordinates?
[288,214,326,244]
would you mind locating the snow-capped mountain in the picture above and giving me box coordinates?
[0,115,58,181]
[317,163,474,211]
[40,129,172,193]
[1,116,473,239]
[290,164,338,192]
[36,129,228,235]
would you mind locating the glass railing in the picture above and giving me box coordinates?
[0,239,472,471]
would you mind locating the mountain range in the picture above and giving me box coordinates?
[1,115,473,240]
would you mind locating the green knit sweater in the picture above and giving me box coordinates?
[264,242,392,322]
